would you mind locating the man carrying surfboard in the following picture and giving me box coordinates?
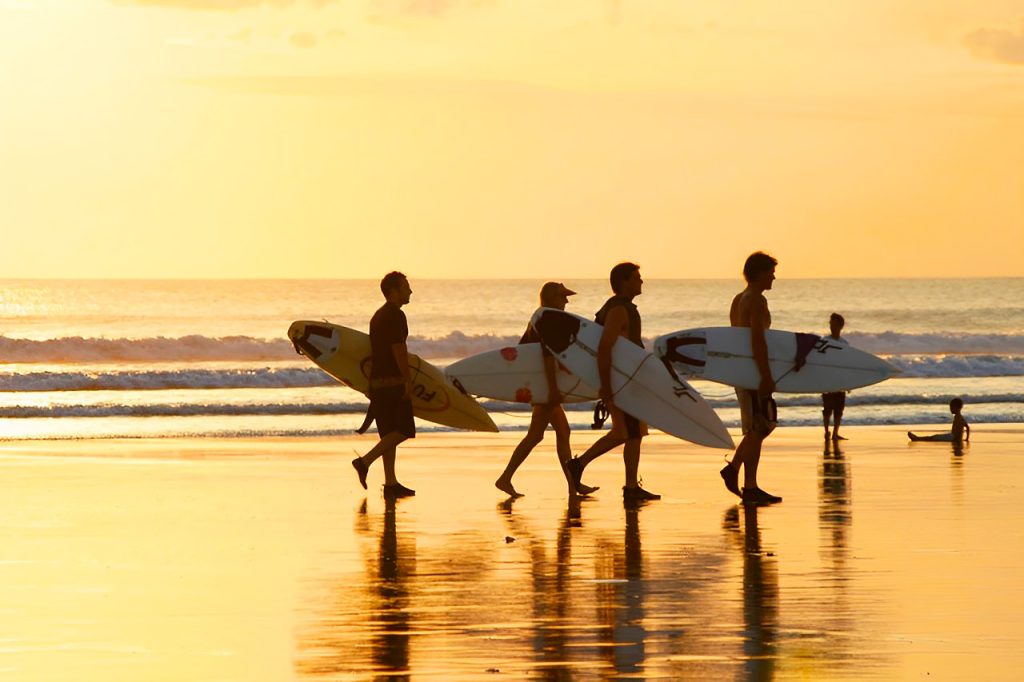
[566,262,661,502]
[822,312,849,441]
[351,272,417,498]
[721,252,783,505]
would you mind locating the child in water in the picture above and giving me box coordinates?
[908,398,970,443]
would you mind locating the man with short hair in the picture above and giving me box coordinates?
[351,271,416,498]
[567,262,660,502]
[822,312,849,441]
[720,252,783,505]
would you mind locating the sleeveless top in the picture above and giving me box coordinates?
[595,296,642,348]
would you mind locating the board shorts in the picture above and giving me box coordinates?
[822,392,846,416]
[369,384,416,439]
[736,388,776,437]
[610,403,647,439]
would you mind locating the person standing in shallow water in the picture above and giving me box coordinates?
[351,272,416,498]
[720,252,783,506]
[822,312,849,441]
[494,282,597,499]
[567,262,661,503]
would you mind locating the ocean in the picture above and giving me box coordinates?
[0,278,1020,440]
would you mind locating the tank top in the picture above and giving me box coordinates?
[595,296,642,348]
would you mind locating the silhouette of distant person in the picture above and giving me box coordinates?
[567,263,660,502]
[495,282,596,499]
[909,398,970,444]
[352,272,417,498]
[720,252,782,505]
[822,313,849,441]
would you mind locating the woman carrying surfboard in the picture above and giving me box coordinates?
[721,252,783,506]
[494,282,597,499]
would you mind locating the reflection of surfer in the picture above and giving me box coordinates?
[567,263,660,502]
[495,282,596,499]
[822,313,849,442]
[720,252,782,505]
[908,398,970,444]
[723,505,778,677]
[352,272,417,498]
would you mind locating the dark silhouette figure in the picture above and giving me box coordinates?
[352,272,416,497]
[567,263,660,502]
[908,398,970,444]
[721,252,782,505]
[495,282,597,499]
[821,313,849,441]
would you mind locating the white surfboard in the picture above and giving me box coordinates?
[445,344,598,404]
[654,327,899,393]
[288,320,498,432]
[529,308,734,450]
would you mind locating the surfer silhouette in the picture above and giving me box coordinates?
[720,252,783,505]
[351,272,417,498]
[495,282,598,499]
[822,313,849,441]
[566,263,661,502]
[908,398,970,444]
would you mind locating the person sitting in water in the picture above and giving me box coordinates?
[908,398,970,443]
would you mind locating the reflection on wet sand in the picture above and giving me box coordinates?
[296,497,416,680]
[821,440,851,567]
[294,442,909,678]
[370,497,414,678]
[594,501,648,677]
[497,497,579,678]
[724,504,779,680]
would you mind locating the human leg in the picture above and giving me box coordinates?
[496,406,550,496]
[549,407,594,496]
[832,393,846,440]
[356,385,415,492]
[722,389,755,495]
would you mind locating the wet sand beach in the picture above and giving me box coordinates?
[1,425,1022,680]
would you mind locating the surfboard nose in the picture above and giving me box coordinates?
[882,358,903,376]
[531,308,580,354]
[288,321,337,359]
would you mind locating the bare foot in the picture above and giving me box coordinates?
[495,479,523,498]
[576,482,600,496]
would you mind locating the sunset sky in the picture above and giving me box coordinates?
[1,0,1022,279]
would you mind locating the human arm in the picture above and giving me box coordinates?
[598,306,627,405]
[749,297,775,396]
[542,353,562,406]
[391,341,412,399]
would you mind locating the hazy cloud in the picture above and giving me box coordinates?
[288,31,318,48]
[964,21,1024,64]
[370,0,453,17]
[366,0,493,20]
[114,0,337,10]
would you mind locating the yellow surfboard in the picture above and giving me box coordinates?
[288,320,498,433]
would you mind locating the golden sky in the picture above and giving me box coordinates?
[1,0,1022,278]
